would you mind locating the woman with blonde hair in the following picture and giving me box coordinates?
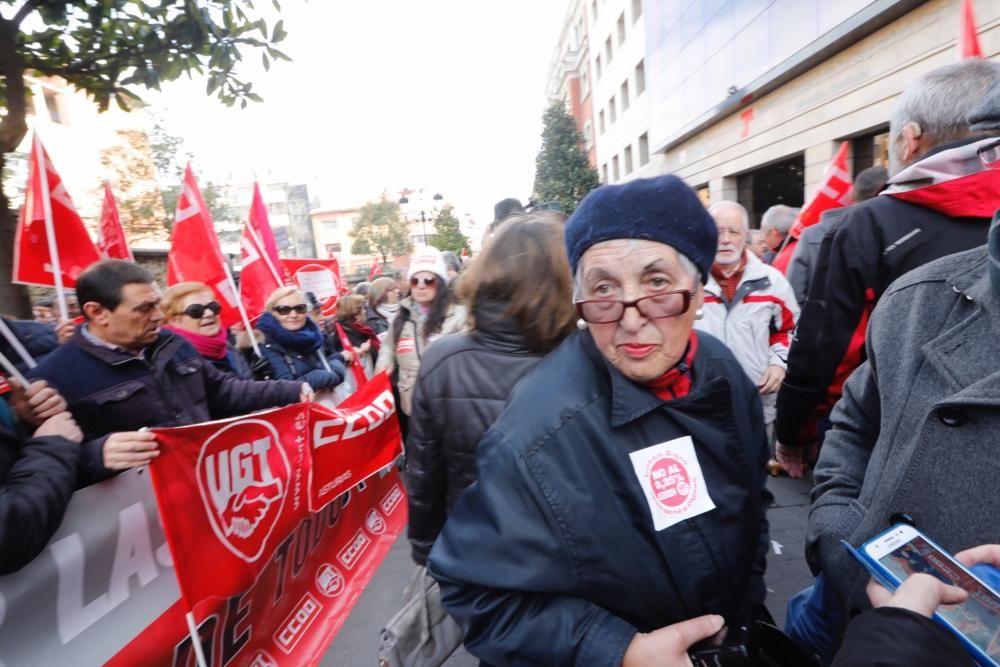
[255,286,346,391]
[161,281,252,377]
[406,215,577,566]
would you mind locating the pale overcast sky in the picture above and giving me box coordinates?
[146,1,569,224]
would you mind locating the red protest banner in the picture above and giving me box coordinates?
[309,373,399,510]
[106,468,407,667]
[168,165,242,327]
[281,258,343,316]
[13,133,101,288]
[150,404,312,608]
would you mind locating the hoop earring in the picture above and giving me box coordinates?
[694,308,704,320]
[577,319,588,330]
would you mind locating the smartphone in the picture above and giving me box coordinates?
[856,524,1000,667]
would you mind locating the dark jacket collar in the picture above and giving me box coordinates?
[469,299,534,354]
[71,328,174,367]
[579,331,720,428]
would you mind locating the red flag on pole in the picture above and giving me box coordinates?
[367,261,382,281]
[12,134,101,291]
[248,182,288,283]
[239,220,282,320]
[788,142,852,239]
[960,0,984,59]
[167,165,242,326]
[97,182,134,261]
[335,321,369,390]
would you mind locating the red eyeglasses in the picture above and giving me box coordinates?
[574,290,694,324]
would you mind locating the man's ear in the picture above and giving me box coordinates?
[82,301,107,326]
[899,122,924,163]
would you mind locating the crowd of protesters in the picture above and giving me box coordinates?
[2,57,1000,667]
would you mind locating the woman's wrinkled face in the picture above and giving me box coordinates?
[274,293,309,331]
[170,290,220,337]
[578,240,702,383]
[409,272,439,305]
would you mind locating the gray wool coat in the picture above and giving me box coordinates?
[807,237,1000,617]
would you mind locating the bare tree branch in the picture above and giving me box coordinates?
[11,0,40,28]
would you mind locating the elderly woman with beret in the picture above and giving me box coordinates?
[428,176,772,666]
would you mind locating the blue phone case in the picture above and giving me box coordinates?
[841,527,1000,667]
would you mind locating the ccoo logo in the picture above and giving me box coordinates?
[196,419,291,563]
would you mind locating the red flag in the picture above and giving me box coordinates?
[788,142,852,239]
[167,165,241,326]
[282,258,343,316]
[335,321,369,390]
[12,134,101,288]
[149,404,310,608]
[960,0,983,59]
[97,182,134,261]
[367,261,382,281]
[239,219,282,320]
[248,182,288,283]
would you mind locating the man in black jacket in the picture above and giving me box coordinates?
[776,60,1000,473]
[1,377,82,574]
[28,260,310,488]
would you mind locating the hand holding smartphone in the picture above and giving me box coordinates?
[844,525,1000,667]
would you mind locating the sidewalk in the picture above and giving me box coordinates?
[322,474,815,666]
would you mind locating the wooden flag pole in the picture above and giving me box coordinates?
[0,318,37,369]
[34,134,69,322]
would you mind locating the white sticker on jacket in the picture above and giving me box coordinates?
[629,435,716,531]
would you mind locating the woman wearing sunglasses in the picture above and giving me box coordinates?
[375,247,466,427]
[255,287,346,391]
[428,176,779,666]
[162,282,252,377]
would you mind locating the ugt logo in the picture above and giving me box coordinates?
[196,419,291,562]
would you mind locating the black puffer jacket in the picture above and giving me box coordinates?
[406,300,548,565]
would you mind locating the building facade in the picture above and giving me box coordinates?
[546,0,598,167]
[554,0,999,226]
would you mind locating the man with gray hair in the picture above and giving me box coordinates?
[758,204,799,268]
[778,59,1000,658]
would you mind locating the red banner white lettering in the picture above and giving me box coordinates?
[281,258,343,316]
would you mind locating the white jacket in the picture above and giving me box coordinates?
[695,251,799,423]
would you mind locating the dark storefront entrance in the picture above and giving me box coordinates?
[736,154,805,228]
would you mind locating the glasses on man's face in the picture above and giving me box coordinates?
[978,139,1000,169]
[182,301,221,319]
[410,276,438,288]
[274,304,308,316]
[574,290,694,324]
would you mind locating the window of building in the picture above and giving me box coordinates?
[267,202,288,216]
[617,13,626,46]
[595,54,602,79]
[620,80,630,111]
[605,36,612,63]
[612,155,620,181]
[581,70,590,100]
[635,59,645,96]
[609,95,617,124]
[321,219,339,233]
[583,120,593,148]
[639,132,649,166]
[325,243,342,258]
[599,110,606,134]
[631,0,642,22]
[625,145,634,174]
[602,163,609,183]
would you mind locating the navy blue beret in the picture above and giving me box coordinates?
[564,175,717,284]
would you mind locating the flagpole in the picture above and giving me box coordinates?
[35,134,69,322]
[223,261,263,358]
[246,220,284,286]
[0,349,28,385]
[0,318,37,369]
[184,612,209,667]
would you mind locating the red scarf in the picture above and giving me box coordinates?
[347,320,381,353]
[644,332,698,401]
[164,326,228,360]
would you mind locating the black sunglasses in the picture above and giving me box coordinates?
[410,276,438,287]
[182,301,222,319]
[274,304,309,315]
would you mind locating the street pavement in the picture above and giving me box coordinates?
[322,473,815,666]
